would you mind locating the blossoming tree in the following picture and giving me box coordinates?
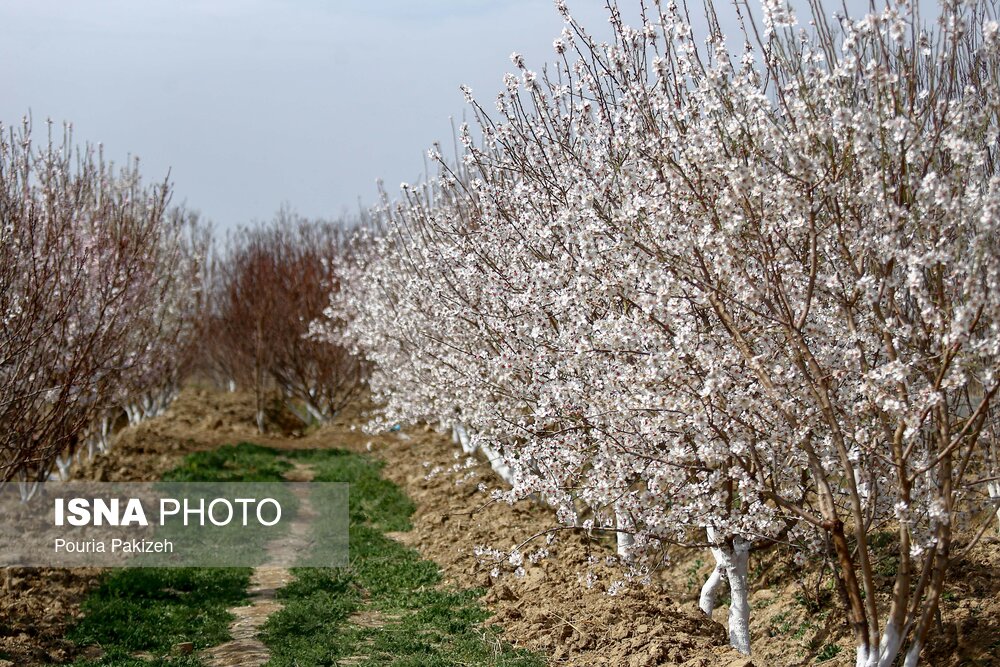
[0,119,206,487]
[206,212,364,431]
[321,0,999,663]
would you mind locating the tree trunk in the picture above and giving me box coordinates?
[615,501,634,562]
[454,423,476,454]
[702,528,752,654]
[254,318,265,434]
[724,536,752,655]
[699,546,726,615]
[988,480,1000,536]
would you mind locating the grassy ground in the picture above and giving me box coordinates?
[67,443,542,667]
[262,446,543,667]
[69,568,250,667]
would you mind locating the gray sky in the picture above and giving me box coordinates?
[1,1,928,231]
[0,0,615,231]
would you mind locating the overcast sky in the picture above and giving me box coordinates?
[1,1,929,232]
[0,1,619,231]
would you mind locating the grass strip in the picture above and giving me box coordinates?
[70,442,542,666]
[261,447,544,667]
[69,567,251,666]
[69,444,283,666]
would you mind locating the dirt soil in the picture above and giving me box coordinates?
[2,386,998,666]
[0,397,191,666]
[361,426,743,667]
[348,413,1000,667]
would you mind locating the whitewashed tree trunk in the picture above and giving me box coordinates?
[851,448,871,511]
[454,422,476,454]
[55,454,72,481]
[615,501,635,562]
[96,430,109,454]
[17,477,40,502]
[285,400,311,425]
[139,393,154,420]
[124,403,142,426]
[99,413,112,448]
[902,641,922,667]
[699,543,727,615]
[454,422,513,484]
[988,480,1000,536]
[92,419,110,454]
[874,622,902,667]
[724,536,752,656]
[304,401,326,423]
[280,385,328,426]
[479,440,513,484]
[702,528,751,655]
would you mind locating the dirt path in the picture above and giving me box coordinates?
[202,461,316,667]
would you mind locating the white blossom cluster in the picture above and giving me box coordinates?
[318,1,1000,662]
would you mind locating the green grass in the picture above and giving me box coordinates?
[73,653,206,667]
[816,643,843,662]
[69,444,279,666]
[69,568,251,666]
[158,443,303,564]
[767,610,793,637]
[262,447,544,667]
[792,619,817,640]
[161,442,293,483]
[69,442,542,666]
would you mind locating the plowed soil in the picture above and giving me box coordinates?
[2,386,998,666]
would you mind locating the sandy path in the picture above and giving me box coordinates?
[202,461,316,667]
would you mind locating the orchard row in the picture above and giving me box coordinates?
[0,125,359,490]
[316,1,1000,665]
[1,122,204,488]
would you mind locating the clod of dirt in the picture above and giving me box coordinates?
[174,641,195,655]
